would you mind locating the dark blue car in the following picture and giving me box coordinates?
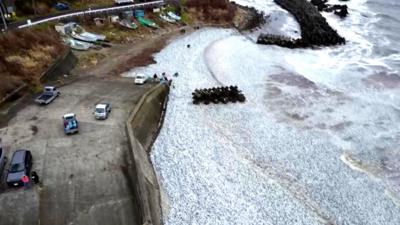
[54,2,70,11]
[6,150,32,187]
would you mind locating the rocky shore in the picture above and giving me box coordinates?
[233,4,266,31]
[257,0,346,48]
[311,0,349,18]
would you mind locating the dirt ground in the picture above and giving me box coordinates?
[0,23,189,225]
[76,26,191,77]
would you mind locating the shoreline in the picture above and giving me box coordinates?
[144,8,400,225]
[72,3,264,78]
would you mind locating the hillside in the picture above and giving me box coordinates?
[0,27,66,98]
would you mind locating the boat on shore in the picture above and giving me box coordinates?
[55,22,106,43]
[160,14,176,23]
[119,19,138,30]
[167,12,181,21]
[62,37,93,51]
[70,31,99,43]
[137,17,159,29]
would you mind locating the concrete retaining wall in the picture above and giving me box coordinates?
[39,49,77,83]
[0,48,76,109]
[126,83,169,225]
[0,84,28,107]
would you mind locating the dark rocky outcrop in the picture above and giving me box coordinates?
[257,34,299,48]
[257,0,346,48]
[192,86,246,105]
[311,0,349,18]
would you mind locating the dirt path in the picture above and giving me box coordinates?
[75,26,193,78]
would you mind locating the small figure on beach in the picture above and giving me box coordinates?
[162,72,168,81]
[187,44,191,48]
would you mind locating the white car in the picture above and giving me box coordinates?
[94,103,111,120]
[35,86,60,105]
[134,74,147,85]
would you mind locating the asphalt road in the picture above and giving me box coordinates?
[0,76,153,225]
[3,0,164,30]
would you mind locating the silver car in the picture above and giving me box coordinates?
[94,103,111,120]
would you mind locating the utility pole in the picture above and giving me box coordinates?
[0,0,8,30]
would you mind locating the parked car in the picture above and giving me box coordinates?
[115,0,134,5]
[35,86,60,105]
[6,150,32,187]
[94,103,111,120]
[54,2,70,11]
[0,143,6,178]
[63,113,79,134]
[134,74,148,85]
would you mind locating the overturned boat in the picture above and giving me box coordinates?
[137,17,159,29]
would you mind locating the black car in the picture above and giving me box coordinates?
[0,144,6,177]
[6,150,32,187]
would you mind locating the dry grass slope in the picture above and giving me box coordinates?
[184,0,237,23]
[0,27,66,98]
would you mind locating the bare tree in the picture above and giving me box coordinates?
[0,0,7,30]
[32,0,36,15]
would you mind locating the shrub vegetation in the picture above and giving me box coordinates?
[0,27,66,98]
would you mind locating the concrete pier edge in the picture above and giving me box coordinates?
[125,83,170,225]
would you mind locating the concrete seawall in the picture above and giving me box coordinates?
[126,83,170,225]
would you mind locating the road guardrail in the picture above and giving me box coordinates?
[18,0,164,29]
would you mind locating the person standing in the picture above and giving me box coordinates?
[21,175,29,189]
[31,171,39,184]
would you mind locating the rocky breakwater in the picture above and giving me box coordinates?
[192,86,246,105]
[311,0,349,18]
[257,0,346,48]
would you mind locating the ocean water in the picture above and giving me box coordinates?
[233,0,400,187]
[126,0,400,224]
[366,0,400,70]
